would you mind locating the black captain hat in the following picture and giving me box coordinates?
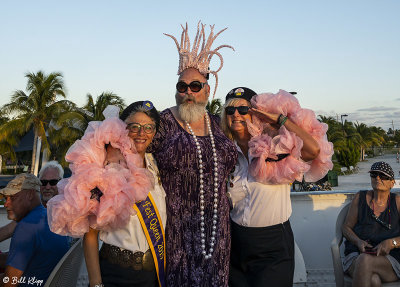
[225,87,257,103]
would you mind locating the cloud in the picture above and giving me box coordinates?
[316,107,400,131]
[357,106,398,112]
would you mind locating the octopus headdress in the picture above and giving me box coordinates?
[164,21,234,97]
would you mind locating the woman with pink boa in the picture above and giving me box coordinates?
[221,87,333,287]
[48,101,166,287]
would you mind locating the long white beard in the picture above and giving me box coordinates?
[178,102,206,123]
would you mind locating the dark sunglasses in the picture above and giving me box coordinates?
[41,179,60,186]
[126,123,156,134]
[370,172,392,181]
[176,81,206,93]
[225,106,250,115]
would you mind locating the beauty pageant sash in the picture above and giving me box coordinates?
[134,194,166,287]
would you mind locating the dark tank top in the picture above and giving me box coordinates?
[344,190,400,262]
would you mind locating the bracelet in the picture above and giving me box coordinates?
[277,114,288,127]
[93,284,104,287]
[277,114,283,125]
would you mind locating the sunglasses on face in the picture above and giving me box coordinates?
[126,123,156,134]
[225,106,250,115]
[176,81,206,93]
[41,179,60,186]
[370,172,392,181]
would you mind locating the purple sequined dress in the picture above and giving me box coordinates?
[151,109,237,287]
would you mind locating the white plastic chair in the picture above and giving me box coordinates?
[331,203,400,287]
[340,167,347,175]
[44,238,84,287]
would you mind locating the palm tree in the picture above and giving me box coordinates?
[318,115,347,150]
[50,92,125,165]
[0,71,67,173]
[0,116,19,162]
[206,99,223,116]
[354,122,384,160]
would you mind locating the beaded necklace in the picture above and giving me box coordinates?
[370,193,391,230]
[185,113,219,260]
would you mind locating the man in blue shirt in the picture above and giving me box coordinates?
[0,173,69,287]
[0,160,65,244]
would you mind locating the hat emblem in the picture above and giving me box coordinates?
[234,88,245,96]
[142,101,153,110]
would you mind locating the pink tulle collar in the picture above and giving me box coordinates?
[243,90,334,184]
[47,106,154,237]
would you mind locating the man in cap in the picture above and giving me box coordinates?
[0,161,64,243]
[0,173,69,286]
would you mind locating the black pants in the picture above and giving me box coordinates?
[99,257,158,287]
[229,220,294,287]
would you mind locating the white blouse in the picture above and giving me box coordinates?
[99,153,167,252]
[228,143,292,227]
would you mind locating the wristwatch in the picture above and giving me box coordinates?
[393,239,398,248]
[94,284,104,287]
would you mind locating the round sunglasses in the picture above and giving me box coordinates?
[126,123,156,134]
[176,81,207,93]
[225,106,250,115]
[370,171,392,181]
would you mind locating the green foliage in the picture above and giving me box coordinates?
[335,140,360,168]
[0,71,70,171]
[49,92,125,166]
[0,72,125,168]
[318,115,386,169]
[206,99,222,116]
[391,130,400,147]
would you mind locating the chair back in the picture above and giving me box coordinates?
[44,238,84,287]
[331,202,351,287]
[335,203,351,246]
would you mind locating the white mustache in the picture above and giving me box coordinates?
[182,95,196,103]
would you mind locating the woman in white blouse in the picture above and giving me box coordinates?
[221,87,320,287]
[83,101,166,287]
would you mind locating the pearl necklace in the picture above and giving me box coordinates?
[185,114,219,260]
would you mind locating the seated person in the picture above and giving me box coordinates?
[38,161,64,208]
[342,161,400,287]
[0,161,64,243]
[0,173,69,287]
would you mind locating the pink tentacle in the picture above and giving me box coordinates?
[163,33,180,52]
[212,27,228,42]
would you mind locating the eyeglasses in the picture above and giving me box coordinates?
[176,81,207,93]
[41,179,60,186]
[225,106,250,115]
[370,172,392,181]
[126,123,156,134]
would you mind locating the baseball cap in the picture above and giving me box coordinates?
[0,173,41,196]
[368,161,394,180]
[225,87,257,103]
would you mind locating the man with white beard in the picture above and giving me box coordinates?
[149,23,237,287]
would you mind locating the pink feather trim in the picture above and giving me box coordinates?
[248,90,334,184]
[47,111,154,237]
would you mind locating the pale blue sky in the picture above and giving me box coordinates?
[1,0,399,130]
